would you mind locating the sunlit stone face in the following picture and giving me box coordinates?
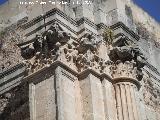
[0,0,160,120]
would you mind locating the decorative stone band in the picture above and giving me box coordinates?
[113,77,141,120]
[113,77,141,90]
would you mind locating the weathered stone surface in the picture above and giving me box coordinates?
[0,83,29,120]
[0,17,28,72]
[0,0,160,120]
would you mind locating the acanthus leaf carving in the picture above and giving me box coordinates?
[108,34,147,80]
[21,22,71,73]
[77,33,98,54]
[63,33,109,73]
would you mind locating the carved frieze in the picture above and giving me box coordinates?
[77,33,98,54]
[63,33,109,72]
[20,21,147,78]
[21,22,71,73]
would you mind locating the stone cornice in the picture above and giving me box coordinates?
[110,22,140,41]
[143,69,160,84]
[0,60,159,93]
[22,8,77,30]
[0,63,26,94]
[22,60,141,90]
[20,8,141,47]
[24,18,77,37]
[0,63,26,79]
[145,61,160,76]
[77,17,97,29]
[97,23,108,30]
[21,60,141,86]
[24,17,97,38]
[22,8,96,31]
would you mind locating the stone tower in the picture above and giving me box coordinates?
[0,0,160,120]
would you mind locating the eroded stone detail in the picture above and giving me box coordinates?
[22,28,111,73]
[0,17,27,72]
[108,35,146,80]
[0,1,160,120]
[64,33,109,72]
[77,33,98,54]
[21,22,71,73]
[0,83,29,120]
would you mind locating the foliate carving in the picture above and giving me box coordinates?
[77,33,98,54]
[108,34,146,80]
[74,51,109,72]
[63,33,108,72]
[22,27,106,73]
[21,22,71,73]
[110,60,137,79]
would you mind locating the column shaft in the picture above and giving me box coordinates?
[125,84,134,120]
[130,85,139,120]
[114,81,140,120]
[115,84,123,120]
[120,84,129,120]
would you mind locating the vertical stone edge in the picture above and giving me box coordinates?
[29,83,36,120]
[55,66,63,120]
[80,73,106,120]
[102,78,117,120]
[75,79,83,120]
[90,74,105,120]
[55,66,80,120]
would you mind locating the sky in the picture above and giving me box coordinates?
[133,0,160,22]
[0,0,160,22]
[0,0,6,5]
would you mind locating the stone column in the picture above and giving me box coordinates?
[114,78,140,120]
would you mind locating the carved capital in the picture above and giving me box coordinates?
[20,22,70,74]
[110,60,138,79]
[108,34,146,81]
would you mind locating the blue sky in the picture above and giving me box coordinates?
[0,0,6,5]
[0,0,160,22]
[133,0,160,22]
